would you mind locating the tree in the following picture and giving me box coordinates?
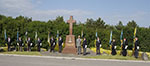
[115,21,124,30]
[0,14,150,52]
[127,20,138,28]
[95,17,106,28]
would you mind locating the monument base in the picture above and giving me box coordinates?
[62,35,77,54]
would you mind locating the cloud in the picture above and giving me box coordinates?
[26,9,92,21]
[0,0,92,22]
[1,0,148,27]
[0,0,33,16]
[101,11,150,27]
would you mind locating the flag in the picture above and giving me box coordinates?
[109,31,112,44]
[57,30,59,44]
[133,27,137,39]
[25,31,28,41]
[94,31,98,46]
[17,31,19,41]
[81,30,83,38]
[56,30,59,45]
[132,27,137,54]
[95,32,97,38]
[25,31,28,36]
[35,31,37,39]
[120,30,123,41]
[4,29,7,41]
[133,27,137,48]
[57,30,59,38]
[80,30,84,45]
[47,32,50,43]
[120,30,123,46]
[35,31,38,45]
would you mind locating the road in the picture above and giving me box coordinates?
[0,55,150,66]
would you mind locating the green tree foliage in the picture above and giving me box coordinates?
[0,14,150,52]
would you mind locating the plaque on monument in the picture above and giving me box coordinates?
[62,16,77,54]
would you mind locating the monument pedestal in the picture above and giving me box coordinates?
[62,35,77,54]
[62,16,77,54]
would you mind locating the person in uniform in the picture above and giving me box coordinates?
[58,36,63,53]
[27,37,32,51]
[134,37,139,58]
[50,37,55,52]
[122,38,128,56]
[7,36,11,51]
[96,37,101,55]
[76,35,81,55]
[111,39,117,55]
[17,37,23,51]
[37,37,42,52]
[82,37,87,55]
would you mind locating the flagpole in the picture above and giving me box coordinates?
[95,29,97,50]
[120,29,123,55]
[81,30,83,49]
[17,29,19,51]
[109,30,112,54]
[35,31,38,48]
[4,29,7,47]
[48,31,50,47]
[132,27,137,56]
[56,30,59,48]
[25,30,28,49]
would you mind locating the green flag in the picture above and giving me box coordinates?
[120,30,123,46]
[47,31,50,43]
[35,32,37,39]
[109,31,112,45]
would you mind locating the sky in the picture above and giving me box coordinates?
[0,0,150,27]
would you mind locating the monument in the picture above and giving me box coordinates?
[141,52,149,61]
[62,16,77,54]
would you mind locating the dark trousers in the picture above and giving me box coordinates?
[83,48,86,55]
[19,46,23,51]
[50,44,55,52]
[111,48,116,55]
[96,47,100,55]
[7,45,10,51]
[37,46,40,52]
[134,49,139,58]
[27,46,31,51]
[14,46,17,51]
[59,46,62,53]
[122,49,127,56]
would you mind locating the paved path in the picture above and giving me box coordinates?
[0,54,150,66]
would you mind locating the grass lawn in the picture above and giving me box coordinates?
[0,51,42,56]
[0,47,150,61]
[84,55,142,60]
[89,47,150,61]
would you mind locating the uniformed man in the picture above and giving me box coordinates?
[17,37,23,51]
[7,36,11,51]
[82,37,87,55]
[96,37,101,55]
[27,37,32,51]
[37,37,42,52]
[50,37,56,52]
[134,37,139,58]
[122,38,128,56]
[111,39,117,55]
[76,35,81,55]
[58,36,63,53]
